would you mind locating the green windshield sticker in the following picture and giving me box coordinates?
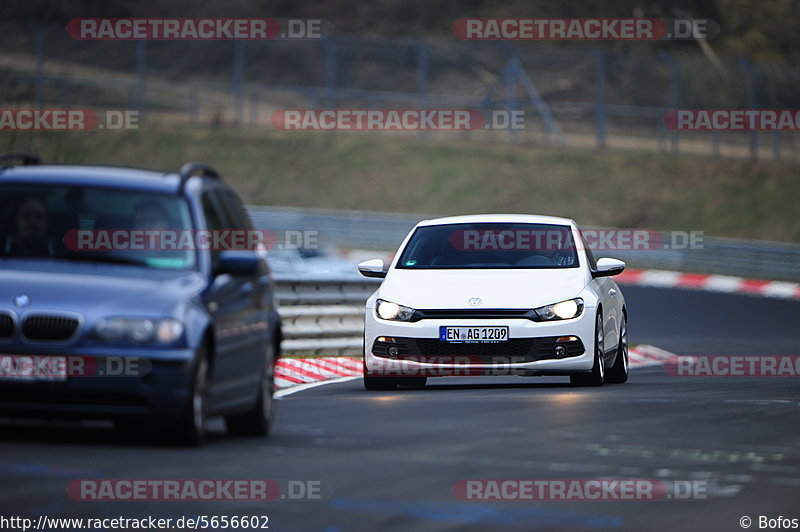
[146,258,188,269]
[405,259,417,266]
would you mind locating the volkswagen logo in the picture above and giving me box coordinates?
[13,294,30,308]
[467,297,482,306]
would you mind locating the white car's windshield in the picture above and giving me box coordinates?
[396,222,580,269]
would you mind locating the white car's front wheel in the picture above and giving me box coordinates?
[605,313,629,384]
[570,310,605,387]
[364,375,398,390]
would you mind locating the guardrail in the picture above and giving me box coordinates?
[262,205,800,354]
[250,206,800,282]
[273,274,379,356]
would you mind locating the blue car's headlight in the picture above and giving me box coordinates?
[376,299,416,322]
[92,317,184,344]
[532,298,584,321]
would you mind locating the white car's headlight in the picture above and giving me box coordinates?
[93,317,184,344]
[375,299,416,322]
[533,298,584,321]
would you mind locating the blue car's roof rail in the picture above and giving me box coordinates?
[0,153,41,169]
[178,162,220,193]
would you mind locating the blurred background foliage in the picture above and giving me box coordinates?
[1,0,799,63]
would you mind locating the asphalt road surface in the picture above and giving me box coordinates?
[1,286,799,532]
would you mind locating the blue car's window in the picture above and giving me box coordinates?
[0,184,196,270]
[397,223,580,270]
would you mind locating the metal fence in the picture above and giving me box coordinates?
[273,274,378,355]
[2,22,799,161]
[249,206,800,282]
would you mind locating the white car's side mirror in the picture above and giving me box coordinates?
[592,258,626,278]
[358,259,387,279]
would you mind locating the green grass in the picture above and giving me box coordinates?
[4,125,800,243]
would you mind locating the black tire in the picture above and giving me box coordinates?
[397,377,427,387]
[362,340,398,390]
[570,310,605,387]
[169,345,210,446]
[113,418,150,441]
[364,375,398,390]
[605,313,629,384]
[225,339,277,437]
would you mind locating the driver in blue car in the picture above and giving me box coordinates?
[3,196,56,257]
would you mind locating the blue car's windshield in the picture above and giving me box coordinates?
[0,183,196,270]
[396,222,580,270]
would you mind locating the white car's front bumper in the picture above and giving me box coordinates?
[364,306,597,377]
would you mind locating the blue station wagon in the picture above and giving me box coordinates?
[0,154,281,445]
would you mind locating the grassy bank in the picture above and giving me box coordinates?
[3,126,799,243]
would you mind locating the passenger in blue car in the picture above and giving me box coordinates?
[130,199,184,266]
[132,200,171,231]
[3,196,56,257]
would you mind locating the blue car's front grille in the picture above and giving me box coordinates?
[22,315,80,342]
[0,313,13,339]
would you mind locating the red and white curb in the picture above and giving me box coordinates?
[616,269,800,299]
[275,356,362,390]
[274,346,675,392]
[628,344,679,368]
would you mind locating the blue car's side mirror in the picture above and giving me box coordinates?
[218,250,260,276]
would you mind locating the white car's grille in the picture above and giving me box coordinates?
[411,309,533,322]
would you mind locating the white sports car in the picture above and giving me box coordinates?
[358,214,628,389]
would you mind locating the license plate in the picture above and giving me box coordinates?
[440,326,509,343]
[0,355,68,382]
